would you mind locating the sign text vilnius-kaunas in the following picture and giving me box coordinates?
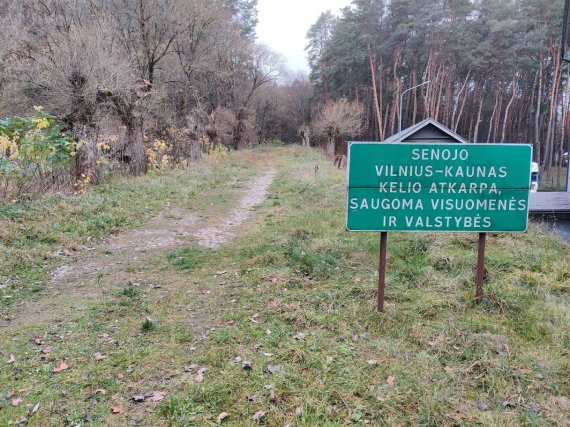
[346,143,532,232]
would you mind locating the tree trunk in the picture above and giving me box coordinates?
[453,70,471,132]
[126,115,146,175]
[558,75,570,186]
[543,43,562,176]
[492,92,503,143]
[234,113,246,150]
[412,70,418,125]
[368,48,383,140]
[434,64,445,121]
[186,113,202,162]
[190,138,201,161]
[74,124,98,183]
[534,56,543,163]
[473,82,485,144]
[300,128,310,147]
[486,89,500,143]
[501,75,517,143]
[326,135,335,159]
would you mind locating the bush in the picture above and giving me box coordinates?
[0,107,77,201]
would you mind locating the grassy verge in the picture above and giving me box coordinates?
[1,145,569,426]
[0,154,257,306]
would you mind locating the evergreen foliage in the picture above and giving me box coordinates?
[306,0,567,184]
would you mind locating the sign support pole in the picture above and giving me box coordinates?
[475,233,486,303]
[377,232,388,311]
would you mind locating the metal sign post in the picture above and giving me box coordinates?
[475,232,486,302]
[377,232,388,311]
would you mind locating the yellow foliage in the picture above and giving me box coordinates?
[96,141,111,152]
[0,135,19,159]
[73,173,91,194]
[33,117,50,130]
[146,138,169,172]
[209,144,228,159]
[96,135,118,152]
[200,135,228,159]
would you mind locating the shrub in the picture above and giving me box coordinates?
[0,107,77,201]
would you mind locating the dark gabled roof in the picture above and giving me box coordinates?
[383,118,469,144]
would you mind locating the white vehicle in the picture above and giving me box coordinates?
[530,162,539,192]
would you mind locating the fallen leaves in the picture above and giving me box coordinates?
[111,404,125,414]
[327,405,341,416]
[42,346,54,355]
[93,352,107,361]
[149,391,166,403]
[294,332,306,341]
[252,411,266,421]
[185,363,198,372]
[386,375,395,387]
[132,393,146,403]
[52,362,69,373]
[217,412,229,423]
[502,399,518,408]
[262,275,282,283]
[7,354,15,364]
[95,389,106,395]
[133,391,167,403]
[266,364,281,374]
[30,403,40,416]
[11,397,23,407]
[194,367,208,382]
[475,401,490,411]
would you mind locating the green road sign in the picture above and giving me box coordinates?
[346,143,532,232]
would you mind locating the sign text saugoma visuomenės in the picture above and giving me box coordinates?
[347,143,532,232]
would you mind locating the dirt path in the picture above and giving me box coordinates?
[195,169,276,248]
[1,168,276,331]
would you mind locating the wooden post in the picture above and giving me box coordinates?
[475,232,486,303]
[378,232,388,311]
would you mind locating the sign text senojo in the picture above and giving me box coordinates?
[346,143,532,232]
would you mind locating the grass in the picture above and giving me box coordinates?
[1,145,569,426]
[540,166,568,191]
[0,155,258,306]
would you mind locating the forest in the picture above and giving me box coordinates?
[307,0,567,182]
[0,0,568,201]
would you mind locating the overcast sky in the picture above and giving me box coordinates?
[256,0,352,74]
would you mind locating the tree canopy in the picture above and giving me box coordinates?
[306,0,567,181]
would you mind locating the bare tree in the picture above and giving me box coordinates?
[230,44,282,149]
[2,0,132,181]
[0,0,292,185]
[98,0,189,174]
[312,98,364,159]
